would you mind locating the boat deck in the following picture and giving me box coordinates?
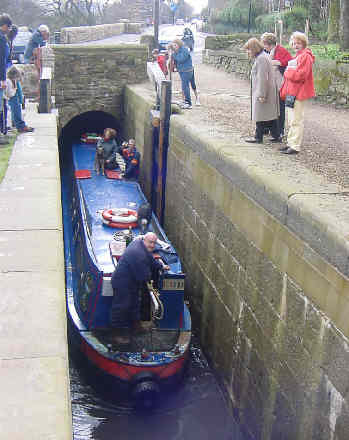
[93,326,180,352]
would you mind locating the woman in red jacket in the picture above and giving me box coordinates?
[261,32,292,140]
[280,32,315,155]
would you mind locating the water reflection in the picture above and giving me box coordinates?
[70,339,241,440]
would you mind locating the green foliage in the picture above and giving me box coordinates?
[255,12,280,33]
[310,44,343,61]
[0,135,16,184]
[281,7,308,31]
[210,0,265,32]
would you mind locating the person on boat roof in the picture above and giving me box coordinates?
[122,138,140,179]
[110,232,170,345]
[97,128,119,170]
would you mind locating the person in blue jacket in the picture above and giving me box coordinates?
[24,24,49,64]
[170,38,194,109]
[0,13,12,145]
[110,232,169,345]
[122,138,140,179]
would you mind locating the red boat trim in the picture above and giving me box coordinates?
[81,339,188,381]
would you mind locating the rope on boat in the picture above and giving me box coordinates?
[148,283,164,320]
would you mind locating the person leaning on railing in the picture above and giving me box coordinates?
[24,24,49,65]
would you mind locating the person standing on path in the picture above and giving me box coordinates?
[5,66,34,133]
[243,38,280,144]
[24,24,49,64]
[170,39,194,109]
[261,32,292,140]
[0,13,12,145]
[279,32,315,155]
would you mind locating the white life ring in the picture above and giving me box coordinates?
[101,208,138,228]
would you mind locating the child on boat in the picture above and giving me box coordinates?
[121,139,140,180]
[5,66,34,133]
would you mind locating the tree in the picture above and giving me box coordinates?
[1,0,42,28]
[328,0,340,42]
[39,0,111,28]
[340,0,349,49]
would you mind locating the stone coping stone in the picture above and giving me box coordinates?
[53,43,146,52]
[0,271,67,359]
[0,356,72,440]
[169,116,349,278]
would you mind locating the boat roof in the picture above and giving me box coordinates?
[72,143,182,274]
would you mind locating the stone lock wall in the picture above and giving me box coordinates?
[124,82,349,440]
[164,118,349,440]
[203,35,349,107]
[53,45,148,131]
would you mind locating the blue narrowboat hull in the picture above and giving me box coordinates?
[61,141,191,405]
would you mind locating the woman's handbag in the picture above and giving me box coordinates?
[285,95,296,108]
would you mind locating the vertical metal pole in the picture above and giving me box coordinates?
[247,0,252,33]
[154,0,160,49]
[157,80,172,225]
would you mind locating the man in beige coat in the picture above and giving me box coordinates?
[244,38,280,144]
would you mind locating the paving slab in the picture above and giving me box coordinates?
[0,195,61,230]
[0,230,63,272]
[8,146,58,165]
[0,177,60,201]
[0,271,67,359]
[12,133,59,150]
[0,356,72,440]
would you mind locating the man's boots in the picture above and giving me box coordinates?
[132,321,152,336]
[110,327,130,346]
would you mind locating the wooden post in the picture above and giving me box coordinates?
[154,0,160,49]
[279,19,283,45]
[157,80,172,225]
[305,18,310,38]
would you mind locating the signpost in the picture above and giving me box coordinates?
[154,0,160,48]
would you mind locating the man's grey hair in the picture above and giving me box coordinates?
[38,24,49,33]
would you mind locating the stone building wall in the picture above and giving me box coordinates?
[203,35,349,107]
[53,45,148,130]
[125,82,349,440]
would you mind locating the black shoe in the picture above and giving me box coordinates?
[245,137,263,144]
[270,137,282,143]
[281,147,299,155]
[278,146,288,152]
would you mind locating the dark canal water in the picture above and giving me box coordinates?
[70,336,242,440]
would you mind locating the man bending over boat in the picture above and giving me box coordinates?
[110,232,169,345]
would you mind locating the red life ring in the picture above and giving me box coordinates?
[102,208,138,228]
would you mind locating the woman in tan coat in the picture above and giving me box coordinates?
[244,38,280,144]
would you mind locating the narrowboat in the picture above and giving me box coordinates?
[61,138,191,408]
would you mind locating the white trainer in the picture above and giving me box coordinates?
[195,98,201,106]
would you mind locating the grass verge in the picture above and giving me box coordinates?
[0,134,17,184]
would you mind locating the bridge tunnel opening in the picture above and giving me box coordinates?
[59,110,121,154]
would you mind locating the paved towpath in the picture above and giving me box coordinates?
[172,61,349,190]
[107,30,349,189]
[0,104,72,439]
